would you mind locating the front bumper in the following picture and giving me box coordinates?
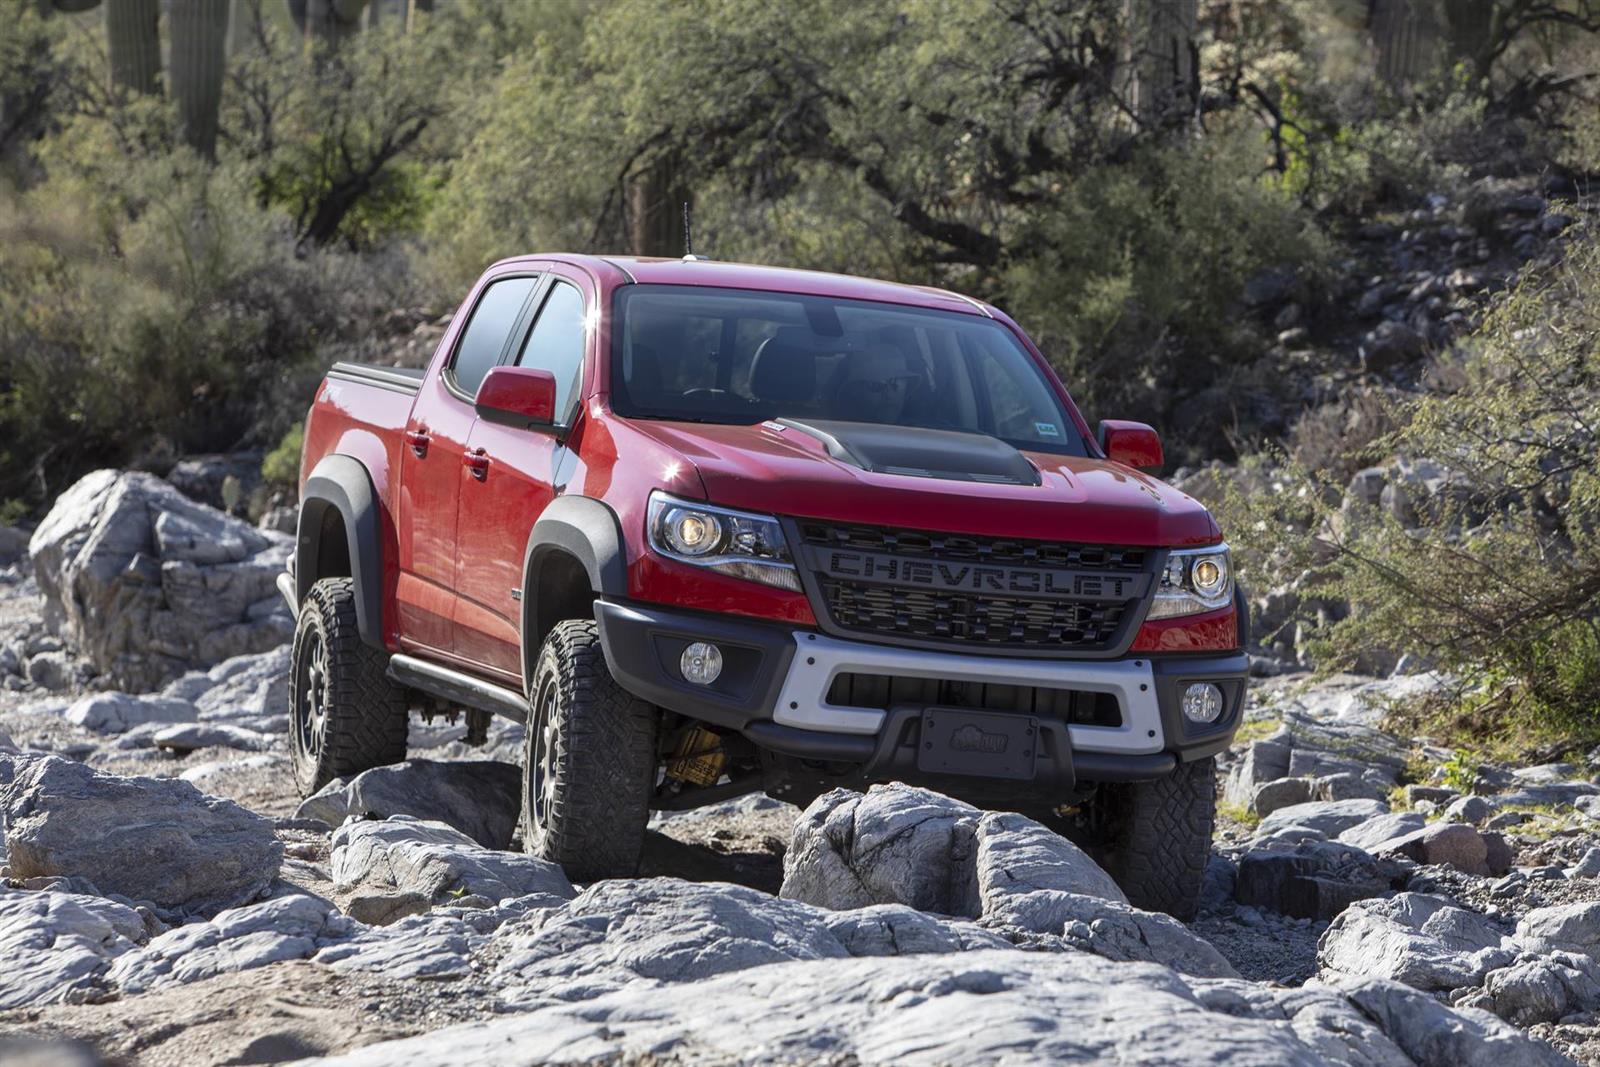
[593,597,1247,788]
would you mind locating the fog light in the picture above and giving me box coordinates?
[680,642,723,685]
[1182,682,1224,724]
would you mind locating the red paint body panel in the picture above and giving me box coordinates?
[299,254,1240,687]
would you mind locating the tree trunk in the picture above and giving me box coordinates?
[629,157,692,257]
[1123,0,1199,125]
[1370,0,1443,89]
[106,0,162,96]
[169,0,229,158]
[304,0,364,46]
[404,0,430,34]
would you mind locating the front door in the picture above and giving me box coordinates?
[455,275,591,681]
[395,273,540,657]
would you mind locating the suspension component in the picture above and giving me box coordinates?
[665,725,726,787]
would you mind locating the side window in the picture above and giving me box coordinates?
[451,276,537,397]
[515,281,587,421]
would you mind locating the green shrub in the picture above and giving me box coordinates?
[1222,231,1600,751]
[261,423,304,489]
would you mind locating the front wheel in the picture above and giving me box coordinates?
[288,577,409,796]
[1091,756,1216,921]
[522,620,659,881]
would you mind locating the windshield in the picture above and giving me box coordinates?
[610,284,1087,456]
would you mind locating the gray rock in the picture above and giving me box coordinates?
[1568,848,1600,879]
[0,888,146,1008]
[330,816,573,906]
[1374,822,1490,876]
[295,775,353,827]
[314,912,483,980]
[64,692,196,734]
[0,525,28,566]
[492,877,986,1000]
[25,650,78,691]
[1235,840,1408,920]
[1515,901,1600,957]
[1318,893,1514,991]
[1443,795,1493,825]
[259,506,298,534]
[0,754,281,915]
[27,470,292,691]
[290,949,1563,1067]
[983,889,1237,977]
[345,891,434,926]
[1363,320,1425,372]
[105,892,351,993]
[1338,811,1427,851]
[780,784,982,916]
[972,809,1127,908]
[1312,772,1390,803]
[150,722,271,754]
[1257,799,1389,840]
[1480,954,1599,1027]
[1405,784,1459,807]
[1252,776,1315,816]
[335,760,523,849]
[1223,732,1292,808]
[1325,972,1570,1067]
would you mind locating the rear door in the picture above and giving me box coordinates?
[454,271,592,681]
[395,272,540,658]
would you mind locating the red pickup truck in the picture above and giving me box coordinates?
[281,255,1247,918]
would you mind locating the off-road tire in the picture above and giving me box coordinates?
[522,619,659,881]
[1093,756,1216,921]
[288,577,409,796]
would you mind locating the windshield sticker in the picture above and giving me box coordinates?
[1035,422,1061,437]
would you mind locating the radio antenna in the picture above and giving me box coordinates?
[683,201,693,257]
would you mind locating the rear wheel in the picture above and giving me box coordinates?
[1091,756,1216,921]
[288,577,409,796]
[522,619,659,881]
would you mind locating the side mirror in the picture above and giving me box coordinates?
[1097,419,1163,474]
[476,366,560,432]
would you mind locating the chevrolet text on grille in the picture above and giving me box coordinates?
[818,550,1144,600]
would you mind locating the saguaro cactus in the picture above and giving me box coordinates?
[106,0,162,96]
[169,0,229,158]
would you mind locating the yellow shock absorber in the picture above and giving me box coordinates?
[665,725,726,787]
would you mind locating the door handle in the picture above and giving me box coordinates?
[404,429,431,458]
[463,448,491,480]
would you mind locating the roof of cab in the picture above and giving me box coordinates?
[564,254,992,317]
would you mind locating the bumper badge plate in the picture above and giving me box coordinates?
[917,708,1040,780]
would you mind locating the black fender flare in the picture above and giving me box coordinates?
[520,495,628,686]
[298,454,385,650]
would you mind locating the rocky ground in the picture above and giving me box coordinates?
[3,475,1600,1064]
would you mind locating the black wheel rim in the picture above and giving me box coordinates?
[529,674,560,830]
[295,625,330,765]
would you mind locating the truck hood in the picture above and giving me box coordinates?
[630,419,1221,547]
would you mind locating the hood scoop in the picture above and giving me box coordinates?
[776,419,1041,487]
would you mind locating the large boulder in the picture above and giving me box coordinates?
[1235,840,1409,920]
[1318,893,1515,991]
[330,816,573,906]
[28,470,292,691]
[298,760,523,848]
[781,785,1231,978]
[1374,822,1509,877]
[0,755,281,915]
[289,950,1565,1067]
[106,892,351,994]
[780,784,983,916]
[0,888,147,1008]
[1257,798,1390,840]
[491,877,1002,1002]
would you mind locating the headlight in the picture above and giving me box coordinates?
[1145,545,1233,620]
[647,491,800,592]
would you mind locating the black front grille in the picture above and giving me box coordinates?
[826,672,1122,726]
[795,521,1152,653]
